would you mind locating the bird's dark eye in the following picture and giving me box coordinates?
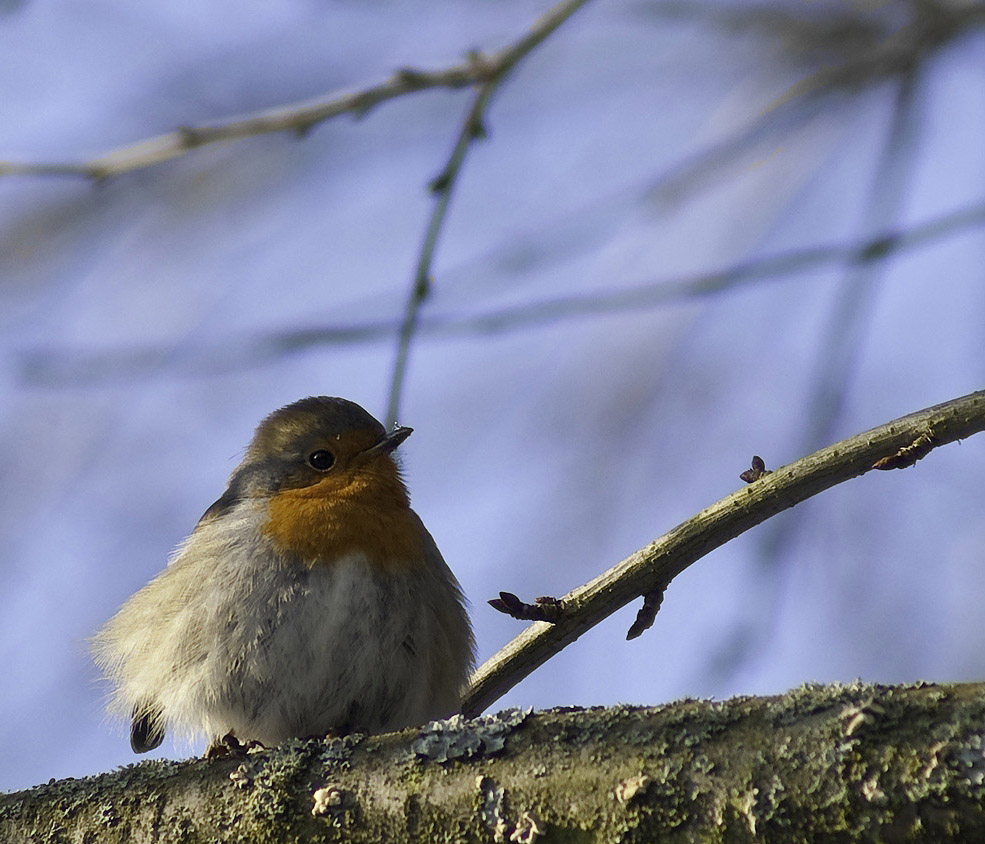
[307,450,335,471]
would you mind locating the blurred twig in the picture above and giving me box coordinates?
[20,199,985,384]
[641,0,985,206]
[801,67,924,454]
[642,0,985,94]
[705,64,927,684]
[462,388,985,716]
[384,0,592,428]
[385,85,495,430]
[0,0,591,182]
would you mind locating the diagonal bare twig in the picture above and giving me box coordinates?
[383,0,592,428]
[642,0,985,207]
[385,84,496,429]
[0,0,592,182]
[462,388,985,717]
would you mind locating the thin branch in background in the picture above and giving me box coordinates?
[801,68,924,469]
[0,0,592,182]
[463,389,985,717]
[0,68,489,181]
[18,199,985,385]
[383,0,592,428]
[657,0,985,99]
[777,0,985,101]
[385,84,496,429]
[706,65,927,685]
[430,200,983,333]
[639,0,985,208]
[645,92,831,209]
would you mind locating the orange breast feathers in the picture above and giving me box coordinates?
[263,462,429,571]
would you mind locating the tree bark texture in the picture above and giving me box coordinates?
[4,681,985,843]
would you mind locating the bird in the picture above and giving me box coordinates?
[92,396,474,755]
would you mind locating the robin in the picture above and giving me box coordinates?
[92,396,474,755]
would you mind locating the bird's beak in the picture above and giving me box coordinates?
[364,426,413,457]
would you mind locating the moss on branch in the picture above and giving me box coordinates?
[4,681,985,842]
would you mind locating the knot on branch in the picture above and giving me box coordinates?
[872,429,938,470]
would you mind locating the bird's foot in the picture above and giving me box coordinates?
[205,732,265,759]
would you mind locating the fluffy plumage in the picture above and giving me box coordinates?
[92,397,474,752]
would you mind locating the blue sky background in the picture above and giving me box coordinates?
[1,0,984,793]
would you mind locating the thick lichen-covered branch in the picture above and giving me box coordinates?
[4,682,985,842]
